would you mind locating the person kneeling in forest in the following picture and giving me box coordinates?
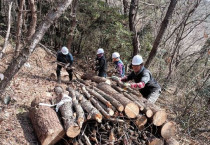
[95,48,107,78]
[112,52,125,78]
[121,55,161,103]
[56,46,74,83]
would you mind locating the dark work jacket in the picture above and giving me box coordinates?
[95,55,107,75]
[127,67,161,97]
[57,51,73,65]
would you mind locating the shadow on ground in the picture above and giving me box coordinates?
[16,111,39,145]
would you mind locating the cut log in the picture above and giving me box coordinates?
[59,93,80,138]
[67,87,85,128]
[97,83,139,118]
[29,98,64,145]
[129,93,153,117]
[111,84,124,93]
[161,121,176,140]
[86,87,112,108]
[75,91,102,122]
[98,100,114,116]
[165,138,179,145]
[123,92,144,111]
[135,114,147,130]
[130,93,167,126]
[81,85,110,119]
[110,76,139,96]
[93,87,124,112]
[147,138,164,145]
[81,73,111,84]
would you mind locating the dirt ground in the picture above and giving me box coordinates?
[0,44,207,145]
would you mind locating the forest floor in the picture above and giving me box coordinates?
[0,40,208,145]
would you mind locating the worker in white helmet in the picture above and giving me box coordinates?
[95,48,107,77]
[112,52,125,77]
[121,55,161,103]
[56,46,74,83]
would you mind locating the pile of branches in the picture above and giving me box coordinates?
[29,73,179,145]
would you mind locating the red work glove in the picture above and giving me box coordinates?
[130,82,145,89]
[120,76,127,82]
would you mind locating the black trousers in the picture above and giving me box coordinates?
[98,71,107,78]
[56,65,73,81]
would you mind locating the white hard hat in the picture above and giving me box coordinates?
[61,46,69,55]
[132,55,143,65]
[112,52,120,59]
[97,48,104,54]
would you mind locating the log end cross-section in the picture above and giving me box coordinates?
[152,110,167,126]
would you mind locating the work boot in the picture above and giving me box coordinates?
[57,76,61,83]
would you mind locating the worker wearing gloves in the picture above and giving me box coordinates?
[121,55,161,103]
[56,46,74,83]
[112,52,125,78]
[95,48,107,77]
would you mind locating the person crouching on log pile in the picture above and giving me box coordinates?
[56,46,74,83]
[121,55,161,103]
[95,48,107,78]
[112,52,125,78]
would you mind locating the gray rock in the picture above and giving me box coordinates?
[4,96,11,105]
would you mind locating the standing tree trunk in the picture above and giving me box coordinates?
[129,0,139,56]
[123,0,129,16]
[145,0,178,68]
[27,0,37,41]
[0,1,13,59]
[15,0,25,57]
[0,0,73,100]
[67,0,78,51]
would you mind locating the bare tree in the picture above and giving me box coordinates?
[0,0,73,100]
[67,0,78,51]
[129,0,139,56]
[27,0,37,41]
[15,0,25,57]
[145,0,178,68]
[0,1,13,59]
[123,0,129,15]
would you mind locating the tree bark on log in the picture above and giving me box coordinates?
[98,100,114,116]
[59,93,80,138]
[123,91,144,111]
[81,85,110,119]
[129,93,153,118]
[67,87,85,128]
[86,87,112,108]
[0,0,73,100]
[75,91,102,122]
[93,87,124,112]
[29,98,64,145]
[110,76,139,96]
[97,83,139,118]
[81,73,111,84]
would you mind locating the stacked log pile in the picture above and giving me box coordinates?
[29,74,179,145]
